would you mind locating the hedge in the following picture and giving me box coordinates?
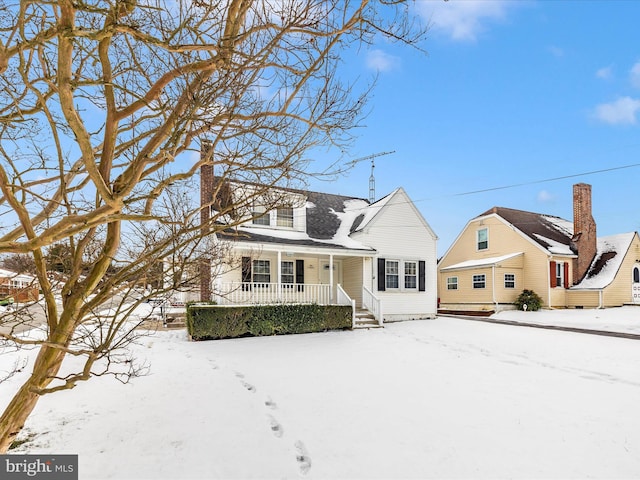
[186,303,352,340]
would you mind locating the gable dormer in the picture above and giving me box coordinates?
[247,188,307,233]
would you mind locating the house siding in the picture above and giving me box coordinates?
[342,257,363,306]
[439,215,577,311]
[357,190,438,320]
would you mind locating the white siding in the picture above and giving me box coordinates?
[354,189,438,320]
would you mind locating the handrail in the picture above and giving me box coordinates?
[362,285,383,326]
[336,284,356,328]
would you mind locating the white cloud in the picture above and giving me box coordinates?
[537,190,556,203]
[596,65,613,80]
[630,61,640,88]
[365,49,400,73]
[417,0,513,42]
[592,96,640,125]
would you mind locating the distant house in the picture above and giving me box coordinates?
[0,268,39,303]
[438,183,640,313]
[201,165,438,325]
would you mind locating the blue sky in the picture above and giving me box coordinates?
[307,0,640,255]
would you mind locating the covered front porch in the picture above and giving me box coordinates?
[212,248,383,327]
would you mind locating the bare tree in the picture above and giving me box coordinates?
[0,0,426,451]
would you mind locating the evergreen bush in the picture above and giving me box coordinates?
[514,289,543,311]
[187,303,352,340]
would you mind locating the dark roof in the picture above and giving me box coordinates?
[215,182,374,251]
[478,207,574,253]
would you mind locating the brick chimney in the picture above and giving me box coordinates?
[199,142,214,301]
[571,183,597,284]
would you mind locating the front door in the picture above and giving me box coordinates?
[319,260,342,302]
[633,264,640,304]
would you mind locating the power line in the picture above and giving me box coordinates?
[451,162,640,197]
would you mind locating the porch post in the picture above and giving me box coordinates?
[277,251,282,302]
[329,254,334,303]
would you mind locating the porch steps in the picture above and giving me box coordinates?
[354,309,382,329]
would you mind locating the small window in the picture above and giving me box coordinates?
[447,277,458,290]
[404,261,417,289]
[276,206,294,227]
[473,274,486,289]
[477,228,488,250]
[252,204,270,226]
[385,260,399,289]
[281,261,294,285]
[555,262,563,288]
[252,260,271,284]
[634,266,639,283]
[504,273,515,289]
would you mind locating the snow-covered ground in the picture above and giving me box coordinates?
[2,306,640,479]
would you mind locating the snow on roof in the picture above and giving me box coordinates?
[350,190,397,233]
[0,268,35,282]
[572,232,636,289]
[327,198,374,249]
[541,215,574,237]
[532,234,575,256]
[440,252,524,271]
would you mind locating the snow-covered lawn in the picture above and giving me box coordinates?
[3,307,640,479]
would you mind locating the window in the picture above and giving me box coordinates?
[634,266,640,283]
[473,274,486,289]
[386,260,399,289]
[447,277,458,290]
[252,260,271,284]
[556,262,563,287]
[404,261,417,289]
[281,261,294,285]
[252,204,270,226]
[276,206,294,228]
[504,274,515,289]
[477,228,488,250]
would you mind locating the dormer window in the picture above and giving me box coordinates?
[276,206,294,228]
[252,204,270,226]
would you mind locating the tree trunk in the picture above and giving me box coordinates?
[0,345,65,453]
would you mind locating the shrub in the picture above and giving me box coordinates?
[187,303,352,340]
[514,289,543,311]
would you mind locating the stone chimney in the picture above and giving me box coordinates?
[199,142,214,301]
[571,183,597,284]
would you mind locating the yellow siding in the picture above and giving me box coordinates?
[438,215,577,310]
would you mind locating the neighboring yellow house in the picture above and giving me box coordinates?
[438,184,640,313]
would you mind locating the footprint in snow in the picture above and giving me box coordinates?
[267,415,284,437]
[264,397,277,409]
[295,440,312,475]
[241,381,256,393]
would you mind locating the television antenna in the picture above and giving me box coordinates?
[347,150,395,203]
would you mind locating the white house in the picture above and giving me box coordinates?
[202,170,438,326]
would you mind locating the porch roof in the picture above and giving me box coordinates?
[440,252,524,271]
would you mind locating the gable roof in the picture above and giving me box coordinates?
[477,207,575,256]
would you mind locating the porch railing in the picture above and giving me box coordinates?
[215,282,332,305]
[362,285,383,326]
[336,284,356,328]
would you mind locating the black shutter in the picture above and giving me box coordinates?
[377,258,386,291]
[296,259,304,292]
[242,257,252,290]
[418,260,426,292]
